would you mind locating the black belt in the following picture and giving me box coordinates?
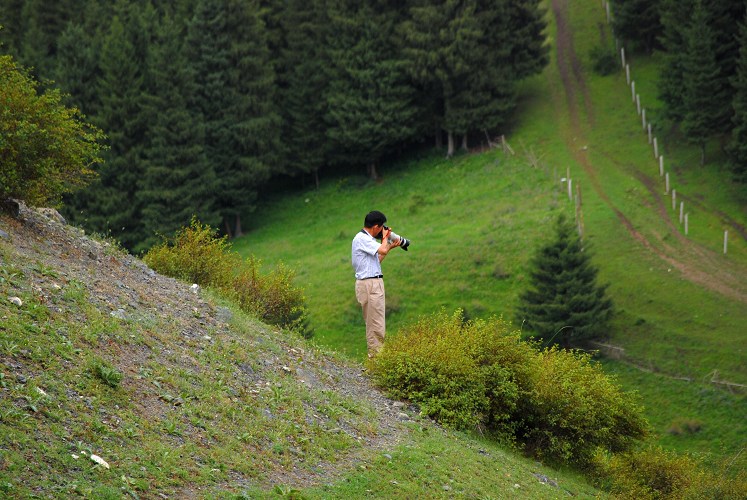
[360,275,383,280]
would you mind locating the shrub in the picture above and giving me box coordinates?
[590,45,618,76]
[229,258,311,337]
[370,309,648,465]
[517,346,648,465]
[592,446,747,499]
[0,55,104,207]
[143,218,311,335]
[143,217,237,289]
[368,311,498,429]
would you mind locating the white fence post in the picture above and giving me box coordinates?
[631,81,636,102]
[648,123,652,143]
[685,213,689,235]
[642,109,646,130]
[659,155,664,176]
[665,173,670,194]
[672,189,676,210]
[653,137,659,159]
[724,231,728,254]
[636,94,641,115]
[621,47,626,68]
[626,64,630,85]
[679,202,684,223]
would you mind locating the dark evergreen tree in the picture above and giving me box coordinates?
[137,14,220,252]
[324,0,418,179]
[658,0,693,123]
[401,0,480,155]
[516,214,613,348]
[186,0,279,237]
[53,6,102,116]
[727,15,747,185]
[681,0,730,165]
[401,0,547,155]
[17,0,86,77]
[277,0,329,186]
[69,3,154,249]
[609,0,663,53]
[0,0,25,57]
[505,0,549,81]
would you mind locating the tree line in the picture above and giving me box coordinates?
[0,0,548,252]
[610,0,747,184]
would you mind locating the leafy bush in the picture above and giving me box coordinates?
[370,310,648,465]
[229,258,311,338]
[591,446,747,499]
[0,55,104,207]
[143,218,310,335]
[143,218,236,288]
[517,346,648,465]
[590,45,618,76]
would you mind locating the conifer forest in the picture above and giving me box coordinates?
[1,0,746,251]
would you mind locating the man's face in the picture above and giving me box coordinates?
[372,224,385,239]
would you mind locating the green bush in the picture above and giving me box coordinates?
[229,258,311,338]
[143,217,236,288]
[591,446,747,499]
[143,218,310,335]
[517,346,648,465]
[370,310,648,465]
[0,55,104,207]
[590,45,618,76]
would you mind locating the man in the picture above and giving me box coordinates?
[351,210,400,358]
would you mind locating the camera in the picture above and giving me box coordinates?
[383,225,411,251]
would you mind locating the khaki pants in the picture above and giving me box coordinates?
[355,278,385,357]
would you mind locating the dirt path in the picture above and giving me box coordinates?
[551,0,747,304]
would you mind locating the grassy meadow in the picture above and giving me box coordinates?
[234,0,747,466]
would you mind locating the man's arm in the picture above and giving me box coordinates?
[377,227,400,262]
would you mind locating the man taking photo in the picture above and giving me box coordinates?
[351,210,400,358]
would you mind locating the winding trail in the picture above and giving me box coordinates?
[551,0,747,304]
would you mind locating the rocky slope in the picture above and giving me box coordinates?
[0,201,421,497]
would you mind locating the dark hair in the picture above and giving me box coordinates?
[364,210,386,228]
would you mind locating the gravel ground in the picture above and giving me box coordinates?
[0,201,427,494]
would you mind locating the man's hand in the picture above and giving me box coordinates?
[377,225,399,261]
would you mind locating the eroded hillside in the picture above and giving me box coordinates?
[0,202,418,497]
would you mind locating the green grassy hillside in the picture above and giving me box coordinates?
[0,204,605,498]
[235,0,747,464]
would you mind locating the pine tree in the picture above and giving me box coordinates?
[727,15,747,185]
[0,0,26,57]
[71,3,154,249]
[324,0,417,179]
[17,0,87,77]
[658,0,693,123]
[53,10,101,116]
[277,0,329,186]
[681,0,730,165]
[504,0,549,81]
[401,0,547,155]
[186,0,279,237]
[610,0,663,53]
[137,14,220,252]
[516,214,613,348]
